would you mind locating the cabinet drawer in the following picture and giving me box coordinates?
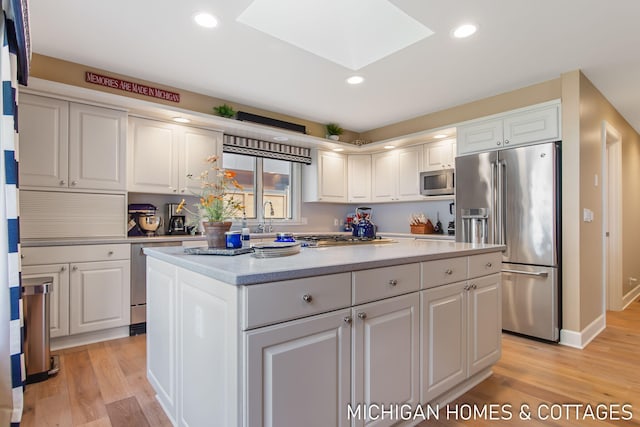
[421,257,467,289]
[22,244,130,265]
[468,252,502,278]
[352,263,420,305]
[243,273,351,329]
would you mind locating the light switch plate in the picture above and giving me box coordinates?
[583,208,594,222]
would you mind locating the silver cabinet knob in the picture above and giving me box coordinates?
[504,139,510,145]
[388,279,398,286]
[486,262,492,268]
[71,180,78,186]
[72,266,78,271]
[59,180,66,186]
[496,141,501,145]
[108,250,114,256]
[302,294,313,303]
[60,266,66,272]
[343,316,352,325]
[358,312,367,320]
[464,284,470,291]
[473,283,478,289]
[20,254,24,259]
[445,269,453,275]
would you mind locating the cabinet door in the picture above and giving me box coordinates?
[317,151,347,202]
[246,309,351,427]
[68,103,127,191]
[421,281,467,403]
[69,260,130,334]
[371,151,397,202]
[467,273,501,377]
[397,146,422,200]
[457,119,503,155]
[423,139,455,171]
[22,263,70,338]
[18,94,69,188]
[503,104,560,147]
[179,127,222,194]
[353,293,420,427]
[146,258,178,424]
[348,154,371,203]
[128,117,179,193]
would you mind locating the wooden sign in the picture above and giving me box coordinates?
[85,71,181,103]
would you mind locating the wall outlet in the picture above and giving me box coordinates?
[333,218,340,226]
[583,208,594,222]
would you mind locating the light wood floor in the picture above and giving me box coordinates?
[22,299,640,426]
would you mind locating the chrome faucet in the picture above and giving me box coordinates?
[256,201,275,233]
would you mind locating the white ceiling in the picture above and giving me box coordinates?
[28,0,640,134]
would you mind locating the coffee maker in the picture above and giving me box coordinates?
[167,203,187,235]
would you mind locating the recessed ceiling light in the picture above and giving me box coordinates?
[384,145,395,149]
[332,148,344,152]
[452,24,477,39]
[173,117,191,123]
[434,134,447,139]
[194,12,218,28]
[346,75,365,85]
[273,136,289,141]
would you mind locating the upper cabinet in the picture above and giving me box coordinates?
[422,139,456,171]
[347,154,371,203]
[303,150,347,203]
[127,117,222,195]
[372,145,423,202]
[19,93,127,191]
[457,100,560,155]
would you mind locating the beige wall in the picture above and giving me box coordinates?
[360,79,562,142]
[29,54,360,142]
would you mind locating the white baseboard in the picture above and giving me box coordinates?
[51,326,130,351]
[622,283,640,310]
[559,313,606,349]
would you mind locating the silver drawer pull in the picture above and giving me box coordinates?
[445,269,453,275]
[471,283,477,289]
[72,266,78,271]
[358,312,367,320]
[388,279,398,286]
[486,262,492,268]
[59,180,66,185]
[302,294,313,303]
[60,266,66,272]
[343,316,352,325]
[108,250,114,256]
[501,269,549,278]
[71,180,78,186]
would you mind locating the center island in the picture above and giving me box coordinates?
[143,238,504,427]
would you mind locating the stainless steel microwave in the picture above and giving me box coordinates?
[420,168,454,196]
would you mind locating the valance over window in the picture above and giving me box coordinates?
[223,134,312,165]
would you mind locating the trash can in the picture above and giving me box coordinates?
[22,276,59,384]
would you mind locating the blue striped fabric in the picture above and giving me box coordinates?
[1,6,24,426]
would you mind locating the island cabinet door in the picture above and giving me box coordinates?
[352,293,420,427]
[421,281,468,404]
[245,309,352,427]
[467,273,502,377]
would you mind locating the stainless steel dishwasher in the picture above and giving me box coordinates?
[130,241,182,335]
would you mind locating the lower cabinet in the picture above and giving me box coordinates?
[421,273,501,403]
[22,263,70,338]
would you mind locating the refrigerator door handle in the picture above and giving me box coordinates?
[491,160,497,244]
[502,268,549,278]
[496,160,506,245]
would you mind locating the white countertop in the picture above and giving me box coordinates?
[144,239,501,286]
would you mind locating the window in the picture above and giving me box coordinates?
[223,153,299,222]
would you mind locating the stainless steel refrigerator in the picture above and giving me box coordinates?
[455,141,561,342]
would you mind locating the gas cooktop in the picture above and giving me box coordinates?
[294,234,396,247]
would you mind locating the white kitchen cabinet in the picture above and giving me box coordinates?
[69,260,130,335]
[246,309,352,427]
[303,149,347,202]
[21,244,131,346]
[421,273,501,403]
[22,263,70,338]
[372,146,422,202]
[352,293,420,427]
[348,154,372,203]
[422,139,456,171]
[127,117,222,195]
[19,93,127,191]
[457,101,560,155]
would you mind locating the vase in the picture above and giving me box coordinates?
[328,134,340,141]
[203,221,232,249]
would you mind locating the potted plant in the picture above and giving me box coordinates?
[213,103,236,118]
[325,123,343,140]
[176,155,244,248]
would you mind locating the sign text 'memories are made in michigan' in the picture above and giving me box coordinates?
[85,71,181,103]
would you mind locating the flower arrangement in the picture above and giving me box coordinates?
[177,155,244,223]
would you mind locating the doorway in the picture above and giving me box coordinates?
[602,121,622,311]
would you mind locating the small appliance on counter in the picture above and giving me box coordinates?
[167,202,187,235]
[128,203,161,237]
[352,207,376,238]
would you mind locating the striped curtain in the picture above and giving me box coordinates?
[1,1,29,425]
